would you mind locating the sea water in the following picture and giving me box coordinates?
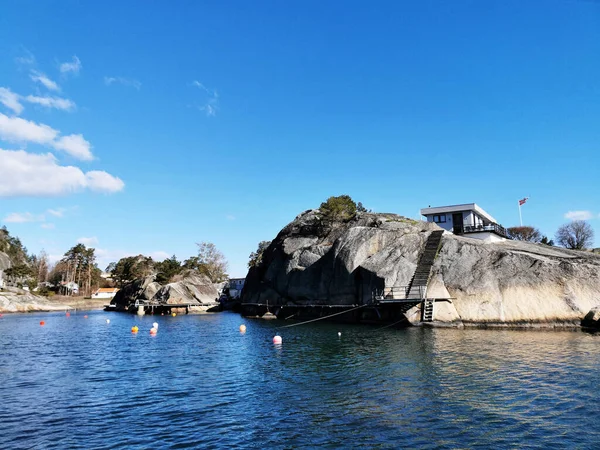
[1,310,599,448]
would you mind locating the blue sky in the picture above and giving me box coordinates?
[0,0,599,276]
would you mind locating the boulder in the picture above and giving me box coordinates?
[111,271,219,310]
[582,306,600,329]
[242,210,600,327]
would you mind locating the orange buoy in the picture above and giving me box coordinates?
[131,326,139,333]
[239,324,247,333]
[40,321,45,326]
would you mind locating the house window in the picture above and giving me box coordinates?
[433,215,446,223]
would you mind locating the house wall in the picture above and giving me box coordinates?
[93,292,117,299]
[466,232,505,243]
[0,270,3,289]
[425,214,453,232]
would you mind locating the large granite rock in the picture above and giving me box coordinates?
[0,251,11,271]
[242,210,600,327]
[111,271,219,310]
[0,287,69,313]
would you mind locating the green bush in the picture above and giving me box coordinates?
[319,195,357,224]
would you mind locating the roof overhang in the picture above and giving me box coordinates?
[420,203,498,223]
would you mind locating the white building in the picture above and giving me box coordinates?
[421,203,508,243]
[92,288,119,299]
[228,278,245,299]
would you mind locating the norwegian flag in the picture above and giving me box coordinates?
[519,197,529,206]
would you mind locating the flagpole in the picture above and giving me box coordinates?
[518,201,523,226]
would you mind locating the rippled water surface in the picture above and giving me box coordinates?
[1,311,600,449]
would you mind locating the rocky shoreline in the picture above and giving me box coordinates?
[0,287,106,313]
[241,210,600,328]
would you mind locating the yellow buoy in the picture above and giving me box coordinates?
[131,326,139,333]
[172,313,177,317]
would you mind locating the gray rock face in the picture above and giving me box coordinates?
[242,210,600,326]
[0,251,11,271]
[0,287,69,313]
[111,271,219,309]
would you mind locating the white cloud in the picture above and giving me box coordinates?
[0,87,24,114]
[41,223,55,229]
[104,76,141,90]
[59,56,81,76]
[30,70,60,91]
[25,95,76,111]
[192,80,219,117]
[0,112,58,144]
[51,134,92,160]
[47,208,66,217]
[85,170,125,193]
[564,210,593,221]
[0,113,93,160]
[3,212,45,223]
[0,149,124,197]
[77,236,99,246]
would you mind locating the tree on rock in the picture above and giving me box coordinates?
[155,255,182,284]
[540,236,555,246]
[319,195,357,224]
[507,226,542,243]
[248,240,271,268]
[555,220,594,250]
[194,242,228,283]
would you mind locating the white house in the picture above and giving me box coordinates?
[92,288,119,299]
[228,278,245,299]
[421,203,508,243]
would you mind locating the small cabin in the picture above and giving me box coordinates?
[421,203,508,243]
[92,287,119,299]
[227,278,245,299]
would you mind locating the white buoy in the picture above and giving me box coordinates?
[106,319,110,324]
[273,335,282,344]
[338,332,341,337]
[153,322,158,329]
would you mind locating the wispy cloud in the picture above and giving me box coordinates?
[0,149,124,197]
[47,208,66,217]
[41,223,55,229]
[25,95,76,112]
[3,212,45,223]
[77,236,99,247]
[564,210,593,221]
[15,50,36,67]
[0,113,92,160]
[104,76,141,90]
[59,56,82,76]
[30,70,60,91]
[0,87,24,115]
[191,80,219,117]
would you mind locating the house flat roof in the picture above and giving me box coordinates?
[420,203,498,223]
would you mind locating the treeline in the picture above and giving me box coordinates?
[106,242,228,287]
[508,220,595,250]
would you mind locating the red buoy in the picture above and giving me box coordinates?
[40,321,45,326]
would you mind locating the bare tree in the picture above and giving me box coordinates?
[507,226,542,243]
[555,220,595,250]
[196,242,228,283]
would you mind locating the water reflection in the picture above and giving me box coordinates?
[1,312,600,448]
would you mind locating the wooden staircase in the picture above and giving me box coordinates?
[406,230,444,321]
